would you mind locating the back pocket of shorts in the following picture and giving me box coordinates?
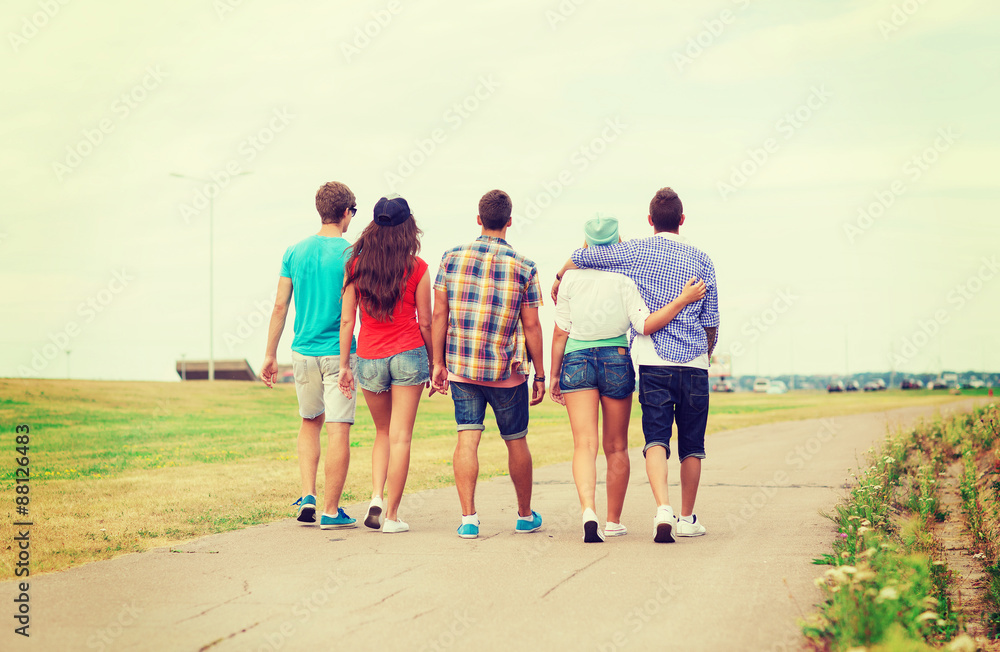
[562,360,588,388]
[292,357,310,385]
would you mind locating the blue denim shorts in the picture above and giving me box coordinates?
[450,381,529,441]
[356,347,430,393]
[559,346,635,399]
[638,366,709,461]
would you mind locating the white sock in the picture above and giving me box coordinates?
[518,511,535,521]
[657,504,674,514]
[462,513,479,526]
[680,514,696,524]
[321,512,337,518]
[582,508,598,523]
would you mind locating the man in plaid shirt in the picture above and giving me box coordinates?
[431,189,547,539]
[554,187,720,543]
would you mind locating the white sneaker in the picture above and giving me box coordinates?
[582,508,604,543]
[382,518,409,534]
[604,522,628,537]
[653,507,676,544]
[676,514,706,537]
[365,496,384,530]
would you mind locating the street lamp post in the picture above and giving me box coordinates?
[170,171,251,381]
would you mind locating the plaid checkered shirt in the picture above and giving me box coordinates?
[434,236,543,382]
[571,233,720,364]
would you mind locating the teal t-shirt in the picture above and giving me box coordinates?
[280,235,357,357]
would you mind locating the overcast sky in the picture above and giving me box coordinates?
[2,0,997,382]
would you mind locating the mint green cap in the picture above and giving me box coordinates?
[584,215,620,246]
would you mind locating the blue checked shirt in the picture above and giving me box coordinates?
[571,233,719,364]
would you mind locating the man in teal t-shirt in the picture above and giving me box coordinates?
[261,181,360,530]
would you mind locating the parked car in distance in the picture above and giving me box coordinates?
[928,379,950,390]
[863,381,880,392]
[753,378,770,393]
[875,379,887,390]
[712,380,735,393]
[827,380,845,393]
[766,380,788,394]
[900,379,923,390]
[845,380,861,392]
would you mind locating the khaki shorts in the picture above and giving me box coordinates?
[291,351,357,424]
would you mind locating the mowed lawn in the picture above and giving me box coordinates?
[0,378,984,578]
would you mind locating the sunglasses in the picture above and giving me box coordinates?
[348,206,358,217]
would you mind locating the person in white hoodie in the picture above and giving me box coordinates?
[550,215,705,542]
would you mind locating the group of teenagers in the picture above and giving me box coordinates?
[260,183,720,544]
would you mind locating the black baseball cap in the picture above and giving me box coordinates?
[373,194,411,227]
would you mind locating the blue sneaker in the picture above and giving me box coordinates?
[515,510,542,533]
[457,523,479,539]
[293,495,316,523]
[320,508,357,530]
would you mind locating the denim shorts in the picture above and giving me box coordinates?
[559,346,635,399]
[638,366,709,461]
[450,381,529,441]
[356,346,430,393]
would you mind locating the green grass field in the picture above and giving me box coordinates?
[0,378,989,578]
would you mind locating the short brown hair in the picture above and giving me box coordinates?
[315,182,356,224]
[649,187,683,232]
[478,189,512,230]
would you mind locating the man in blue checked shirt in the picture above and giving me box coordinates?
[552,187,719,543]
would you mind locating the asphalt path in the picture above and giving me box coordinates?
[3,398,985,652]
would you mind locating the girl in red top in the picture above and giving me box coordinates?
[339,195,433,534]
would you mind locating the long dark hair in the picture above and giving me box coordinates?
[345,217,423,322]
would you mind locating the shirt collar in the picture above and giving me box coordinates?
[477,235,510,247]
[654,231,688,244]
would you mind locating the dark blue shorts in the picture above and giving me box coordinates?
[559,346,635,400]
[638,366,709,461]
[450,381,529,441]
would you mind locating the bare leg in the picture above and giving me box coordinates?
[645,445,670,507]
[384,384,423,521]
[505,437,534,517]
[600,394,632,524]
[363,389,392,502]
[322,422,351,514]
[298,415,324,497]
[680,457,702,517]
[564,390,600,513]
[454,430,482,516]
